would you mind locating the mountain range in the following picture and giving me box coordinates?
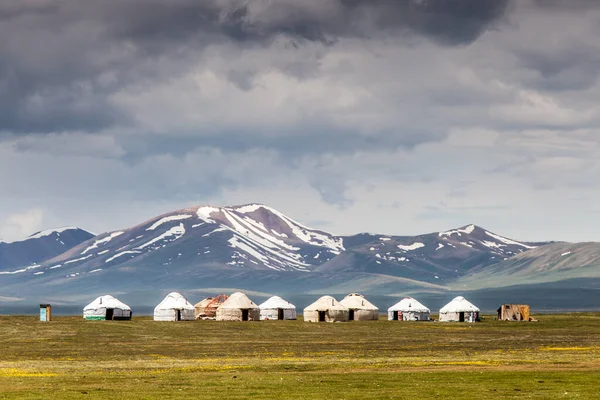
[1,204,599,311]
[0,227,94,271]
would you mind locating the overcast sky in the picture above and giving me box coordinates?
[1,0,600,242]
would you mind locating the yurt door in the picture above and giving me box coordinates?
[348,309,355,321]
[278,309,284,320]
[393,311,399,321]
[459,312,465,322]
[105,309,114,321]
[318,311,326,322]
[176,310,181,321]
[242,309,249,321]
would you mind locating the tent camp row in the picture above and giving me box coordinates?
[83,293,483,323]
[83,292,297,322]
[154,292,297,321]
[303,294,481,323]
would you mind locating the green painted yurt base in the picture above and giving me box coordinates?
[84,316,106,321]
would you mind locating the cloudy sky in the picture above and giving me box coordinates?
[1,0,599,242]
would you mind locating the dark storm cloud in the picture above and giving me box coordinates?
[116,127,442,162]
[515,45,600,91]
[534,0,600,9]
[0,0,509,134]
[338,0,509,45]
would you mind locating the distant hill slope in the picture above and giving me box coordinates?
[453,242,600,290]
[0,228,94,271]
[0,204,566,305]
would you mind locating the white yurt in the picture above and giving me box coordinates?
[83,295,131,321]
[339,293,379,321]
[259,296,297,320]
[439,296,480,322]
[303,295,349,323]
[216,292,260,321]
[153,292,195,321]
[387,297,430,321]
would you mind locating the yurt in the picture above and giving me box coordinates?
[204,294,229,318]
[439,296,480,322]
[339,293,379,321]
[216,292,260,321]
[497,304,531,321]
[83,295,131,321]
[259,296,297,320]
[387,297,430,321]
[303,296,349,323]
[194,297,214,319]
[194,294,229,319]
[153,292,195,321]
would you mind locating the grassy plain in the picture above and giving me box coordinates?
[0,314,599,399]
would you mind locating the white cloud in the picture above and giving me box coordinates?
[1,2,600,243]
[0,208,45,241]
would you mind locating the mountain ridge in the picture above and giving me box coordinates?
[1,203,598,305]
[0,227,94,272]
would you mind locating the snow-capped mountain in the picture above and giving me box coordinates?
[0,204,550,290]
[4,205,600,309]
[6,204,344,281]
[315,224,546,283]
[0,227,95,272]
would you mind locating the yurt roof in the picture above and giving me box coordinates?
[304,295,348,311]
[194,297,214,308]
[439,296,480,313]
[218,292,259,310]
[206,294,228,308]
[84,295,130,311]
[259,296,296,310]
[388,297,430,313]
[340,293,379,311]
[155,292,194,310]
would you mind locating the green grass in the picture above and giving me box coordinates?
[0,314,599,398]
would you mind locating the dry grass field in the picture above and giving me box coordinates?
[0,313,599,399]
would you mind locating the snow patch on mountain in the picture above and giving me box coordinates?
[2,227,90,244]
[397,242,425,251]
[137,224,186,250]
[106,250,141,263]
[0,264,41,275]
[233,204,263,214]
[28,227,81,240]
[196,206,220,222]
[228,236,271,268]
[82,231,124,254]
[484,231,536,249]
[147,215,192,231]
[64,254,93,265]
[231,204,345,254]
[481,240,504,249]
[439,224,476,237]
[202,227,228,237]
[226,230,310,272]
[221,209,298,252]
